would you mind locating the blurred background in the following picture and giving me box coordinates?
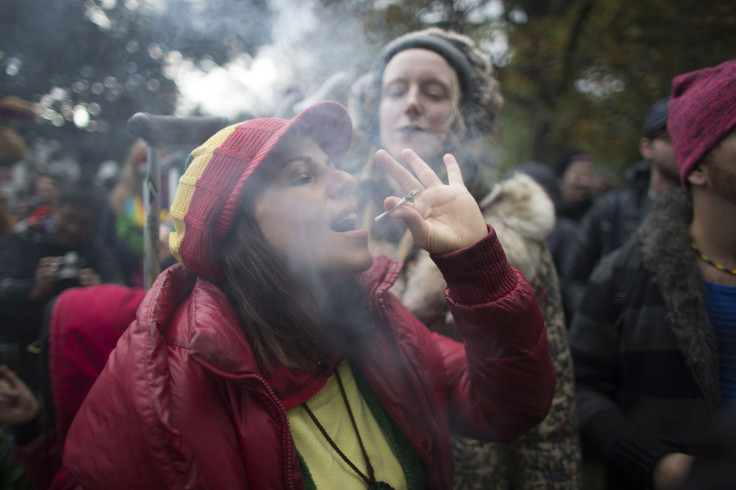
[2,0,734,198]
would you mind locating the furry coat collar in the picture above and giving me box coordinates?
[635,190,720,413]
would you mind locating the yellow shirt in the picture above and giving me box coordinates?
[287,362,407,489]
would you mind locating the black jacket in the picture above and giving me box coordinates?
[561,160,651,319]
[568,190,720,489]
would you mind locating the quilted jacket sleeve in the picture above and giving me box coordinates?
[431,227,554,443]
[568,242,678,487]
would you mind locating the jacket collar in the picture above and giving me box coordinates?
[635,190,720,412]
[148,257,403,410]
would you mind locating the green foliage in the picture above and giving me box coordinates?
[494,0,736,175]
[1,0,273,175]
[331,0,735,180]
[5,0,734,182]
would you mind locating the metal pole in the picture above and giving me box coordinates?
[143,146,161,289]
[128,112,229,290]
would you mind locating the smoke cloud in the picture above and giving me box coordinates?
[168,0,377,120]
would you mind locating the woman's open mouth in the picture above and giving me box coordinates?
[330,211,359,232]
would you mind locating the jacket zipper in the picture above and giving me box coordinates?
[374,291,453,487]
[193,357,298,490]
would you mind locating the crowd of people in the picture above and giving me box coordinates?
[0,25,734,490]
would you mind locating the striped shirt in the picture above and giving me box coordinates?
[704,281,736,407]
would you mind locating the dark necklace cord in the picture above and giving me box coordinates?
[302,366,395,489]
[334,367,376,483]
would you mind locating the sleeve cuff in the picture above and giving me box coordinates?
[430,225,519,304]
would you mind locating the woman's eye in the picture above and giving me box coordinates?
[290,173,314,186]
[424,89,445,101]
[383,84,406,99]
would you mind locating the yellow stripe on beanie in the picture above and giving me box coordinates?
[169,124,239,267]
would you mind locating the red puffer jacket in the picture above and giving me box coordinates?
[63,230,553,490]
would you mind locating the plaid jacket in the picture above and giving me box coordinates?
[569,190,720,490]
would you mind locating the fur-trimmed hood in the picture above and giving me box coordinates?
[479,173,555,281]
[635,190,720,412]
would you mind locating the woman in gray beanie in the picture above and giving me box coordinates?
[349,27,582,489]
[350,28,503,252]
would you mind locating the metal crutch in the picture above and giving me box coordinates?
[127,113,229,290]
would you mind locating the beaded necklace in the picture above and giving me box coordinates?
[690,242,736,276]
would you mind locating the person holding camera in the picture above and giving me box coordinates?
[0,182,123,391]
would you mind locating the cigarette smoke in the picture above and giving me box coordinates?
[169,0,377,120]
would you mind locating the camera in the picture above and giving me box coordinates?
[55,251,83,290]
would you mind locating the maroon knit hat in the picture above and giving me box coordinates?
[169,101,353,281]
[668,59,736,186]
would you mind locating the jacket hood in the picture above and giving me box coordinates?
[138,265,324,408]
[49,284,145,443]
[140,258,404,409]
[479,173,555,281]
[365,253,404,298]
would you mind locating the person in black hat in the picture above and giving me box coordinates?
[559,97,679,321]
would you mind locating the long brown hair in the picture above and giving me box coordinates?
[220,161,374,373]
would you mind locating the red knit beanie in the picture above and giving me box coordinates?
[169,101,353,281]
[668,59,736,186]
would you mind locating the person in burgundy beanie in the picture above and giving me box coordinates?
[61,101,553,489]
[569,59,736,490]
[668,59,736,186]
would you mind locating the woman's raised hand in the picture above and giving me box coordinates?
[375,148,487,254]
